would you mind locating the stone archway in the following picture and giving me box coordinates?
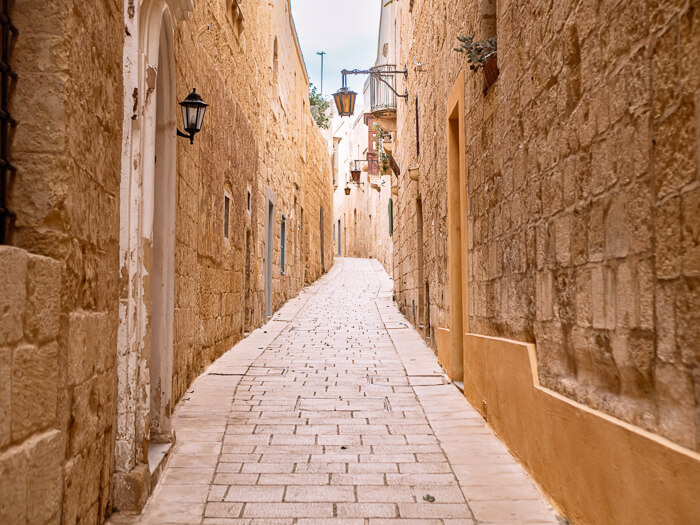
[150,8,177,445]
[114,0,191,511]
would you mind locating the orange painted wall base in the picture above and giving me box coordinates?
[463,333,700,525]
[436,328,455,380]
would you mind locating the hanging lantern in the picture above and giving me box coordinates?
[333,87,357,117]
[350,167,361,183]
[333,72,357,117]
[344,185,351,196]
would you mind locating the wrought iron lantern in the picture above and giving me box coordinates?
[350,162,361,184]
[344,185,351,196]
[349,159,374,182]
[333,66,408,118]
[332,73,357,117]
[178,88,208,144]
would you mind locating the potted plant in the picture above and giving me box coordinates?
[454,33,498,91]
[374,123,392,174]
[380,154,391,175]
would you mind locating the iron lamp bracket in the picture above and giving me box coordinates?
[341,66,409,101]
[177,128,196,144]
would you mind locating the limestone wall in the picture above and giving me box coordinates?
[3,0,123,522]
[392,0,699,451]
[2,0,332,521]
[169,0,334,409]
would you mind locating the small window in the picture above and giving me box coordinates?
[281,215,286,275]
[272,37,279,86]
[388,198,394,236]
[247,189,251,212]
[415,97,420,157]
[224,194,231,239]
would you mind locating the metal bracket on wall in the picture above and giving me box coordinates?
[0,0,18,245]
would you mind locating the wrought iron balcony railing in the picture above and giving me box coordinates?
[370,64,401,117]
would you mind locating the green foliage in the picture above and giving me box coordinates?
[373,123,391,173]
[454,33,497,72]
[309,83,330,129]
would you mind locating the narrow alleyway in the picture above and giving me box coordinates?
[122,258,559,524]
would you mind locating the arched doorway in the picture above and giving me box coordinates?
[150,11,176,442]
[115,0,187,510]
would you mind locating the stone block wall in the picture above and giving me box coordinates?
[392,0,466,342]
[0,247,62,524]
[0,247,115,524]
[3,0,123,522]
[2,0,331,520]
[392,0,699,450]
[303,120,335,284]
[169,0,334,406]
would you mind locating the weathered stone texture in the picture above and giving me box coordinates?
[169,0,334,408]
[3,0,124,521]
[0,248,69,524]
[392,0,700,450]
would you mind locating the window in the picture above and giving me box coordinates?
[224,194,231,239]
[272,38,279,86]
[280,215,286,275]
[415,97,420,157]
[247,189,251,212]
[388,198,394,236]
[481,0,499,92]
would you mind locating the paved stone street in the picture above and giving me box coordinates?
[124,258,559,524]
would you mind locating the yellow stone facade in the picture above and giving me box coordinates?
[0,0,333,522]
[383,0,700,522]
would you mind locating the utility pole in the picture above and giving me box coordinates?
[316,51,326,96]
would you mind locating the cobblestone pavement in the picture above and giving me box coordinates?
[121,258,560,524]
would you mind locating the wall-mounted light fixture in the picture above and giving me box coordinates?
[349,159,376,184]
[350,162,361,184]
[332,74,357,117]
[332,66,408,117]
[344,185,351,196]
[177,88,209,144]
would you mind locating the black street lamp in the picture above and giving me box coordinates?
[178,88,208,144]
[332,67,408,117]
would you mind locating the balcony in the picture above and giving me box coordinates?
[370,64,399,120]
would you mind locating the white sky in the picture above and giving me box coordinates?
[291,0,381,105]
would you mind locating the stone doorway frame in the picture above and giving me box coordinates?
[115,0,193,511]
[445,70,468,381]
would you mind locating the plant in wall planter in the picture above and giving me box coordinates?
[373,123,392,174]
[454,33,499,92]
[380,160,391,175]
